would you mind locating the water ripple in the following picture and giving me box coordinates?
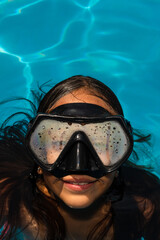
[0,0,160,172]
[73,0,100,9]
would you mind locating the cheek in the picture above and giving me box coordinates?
[43,174,64,196]
[97,173,115,194]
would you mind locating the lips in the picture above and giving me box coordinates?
[62,175,97,192]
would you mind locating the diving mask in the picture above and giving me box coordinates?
[26,103,133,178]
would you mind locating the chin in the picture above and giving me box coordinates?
[63,196,93,209]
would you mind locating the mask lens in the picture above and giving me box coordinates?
[29,120,74,164]
[29,118,131,167]
[88,121,129,166]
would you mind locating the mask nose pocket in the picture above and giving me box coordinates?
[58,140,100,173]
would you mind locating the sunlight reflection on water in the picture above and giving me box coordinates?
[0,0,160,176]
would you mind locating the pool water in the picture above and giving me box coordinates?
[0,0,160,177]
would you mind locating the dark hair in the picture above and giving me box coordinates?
[0,75,159,240]
[38,75,124,115]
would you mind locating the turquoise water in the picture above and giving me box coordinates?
[0,0,160,177]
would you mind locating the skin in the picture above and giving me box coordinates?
[41,88,117,209]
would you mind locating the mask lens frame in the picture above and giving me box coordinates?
[26,114,133,175]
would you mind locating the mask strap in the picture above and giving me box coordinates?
[125,119,133,135]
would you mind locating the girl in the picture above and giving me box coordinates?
[0,75,159,240]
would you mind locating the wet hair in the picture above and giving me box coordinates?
[38,75,124,115]
[0,75,159,240]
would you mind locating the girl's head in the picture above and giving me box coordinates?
[31,76,131,209]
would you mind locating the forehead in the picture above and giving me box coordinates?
[48,89,117,115]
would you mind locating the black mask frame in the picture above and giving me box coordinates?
[26,103,133,178]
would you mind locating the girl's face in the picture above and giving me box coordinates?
[42,89,117,209]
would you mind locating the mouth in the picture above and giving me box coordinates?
[62,176,97,192]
